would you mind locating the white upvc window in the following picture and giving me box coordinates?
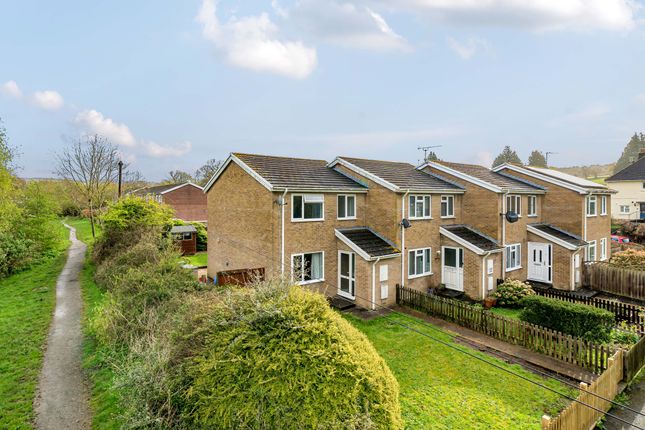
[527,195,537,217]
[506,195,521,216]
[587,240,597,262]
[409,195,431,219]
[600,238,608,261]
[505,243,521,272]
[620,205,631,214]
[337,195,356,220]
[440,195,455,218]
[600,196,607,216]
[292,251,324,284]
[586,195,597,217]
[408,248,432,278]
[292,194,324,221]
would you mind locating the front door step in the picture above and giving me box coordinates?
[330,295,356,310]
[435,288,464,300]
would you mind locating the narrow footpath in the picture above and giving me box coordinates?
[605,380,645,430]
[33,224,90,430]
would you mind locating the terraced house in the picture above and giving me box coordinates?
[204,153,614,309]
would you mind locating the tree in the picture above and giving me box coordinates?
[165,170,194,184]
[194,158,222,186]
[492,146,522,167]
[122,169,147,194]
[527,150,547,167]
[425,151,439,163]
[614,132,645,174]
[56,135,121,238]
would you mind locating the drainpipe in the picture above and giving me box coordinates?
[401,190,410,287]
[482,251,492,299]
[372,257,381,311]
[501,191,509,280]
[280,188,288,275]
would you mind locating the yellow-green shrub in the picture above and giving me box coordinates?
[610,249,645,270]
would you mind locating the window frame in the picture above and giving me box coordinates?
[506,195,522,216]
[600,195,607,216]
[587,240,597,262]
[337,194,357,220]
[527,195,537,217]
[600,238,608,261]
[292,194,325,222]
[440,195,455,218]
[291,251,325,285]
[408,195,432,220]
[505,243,522,272]
[586,195,597,217]
[620,205,631,214]
[408,247,433,279]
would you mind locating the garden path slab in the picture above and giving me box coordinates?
[33,224,90,430]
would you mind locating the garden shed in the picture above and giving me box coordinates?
[170,225,197,255]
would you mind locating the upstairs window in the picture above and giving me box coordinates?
[506,195,521,216]
[293,194,324,221]
[527,195,537,217]
[440,195,455,218]
[337,195,356,220]
[409,195,431,219]
[586,195,597,217]
[600,196,607,216]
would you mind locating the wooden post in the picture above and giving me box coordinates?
[541,415,551,429]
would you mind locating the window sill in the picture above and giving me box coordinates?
[409,217,433,221]
[527,214,538,218]
[505,266,522,273]
[297,278,325,286]
[292,218,324,223]
[440,216,456,219]
[337,217,357,221]
[408,272,433,280]
[586,215,597,218]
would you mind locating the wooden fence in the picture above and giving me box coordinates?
[216,267,265,286]
[396,286,614,374]
[541,350,624,430]
[583,262,645,301]
[535,288,645,333]
[624,334,645,381]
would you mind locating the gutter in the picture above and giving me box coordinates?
[280,188,288,275]
[371,257,382,311]
[401,189,410,287]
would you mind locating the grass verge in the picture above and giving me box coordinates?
[346,312,575,429]
[0,222,69,429]
[180,251,207,267]
[489,306,523,320]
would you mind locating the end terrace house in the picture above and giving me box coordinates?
[204,153,403,309]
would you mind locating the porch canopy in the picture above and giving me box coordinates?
[335,227,401,261]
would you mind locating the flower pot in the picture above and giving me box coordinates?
[484,296,497,309]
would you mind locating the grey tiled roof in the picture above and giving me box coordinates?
[441,224,502,252]
[529,223,587,247]
[170,225,197,233]
[337,227,400,257]
[607,157,645,182]
[131,183,182,196]
[338,157,464,191]
[437,162,544,193]
[235,153,365,191]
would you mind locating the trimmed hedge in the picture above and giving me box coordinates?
[519,295,614,343]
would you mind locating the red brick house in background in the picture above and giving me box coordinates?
[130,182,207,222]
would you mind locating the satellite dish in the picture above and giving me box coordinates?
[401,218,411,229]
[505,211,519,223]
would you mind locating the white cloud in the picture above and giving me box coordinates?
[74,109,192,158]
[1,80,22,99]
[196,0,317,79]
[31,90,64,111]
[290,1,410,52]
[374,0,638,31]
[447,37,490,59]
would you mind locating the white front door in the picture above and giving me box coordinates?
[528,242,551,283]
[442,247,464,291]
[338,251,356,299]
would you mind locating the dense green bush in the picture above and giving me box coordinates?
[182,282,403,430]
[519,295,614,342]
[493,279,535,307]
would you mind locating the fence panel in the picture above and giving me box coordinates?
[583,262,645,301]
[542,350,623,430]
[396,286,614,374]
[624,335,645,381]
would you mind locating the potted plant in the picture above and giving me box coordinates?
[484,295,497,309]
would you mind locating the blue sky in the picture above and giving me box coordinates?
[2,1,645,180]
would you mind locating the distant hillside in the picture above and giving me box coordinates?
[551,163,615,180]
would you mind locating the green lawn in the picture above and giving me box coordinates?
[489,306,523,320]
[0,222,69,429]
[180,251,207,267]
[346,313,574,430]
